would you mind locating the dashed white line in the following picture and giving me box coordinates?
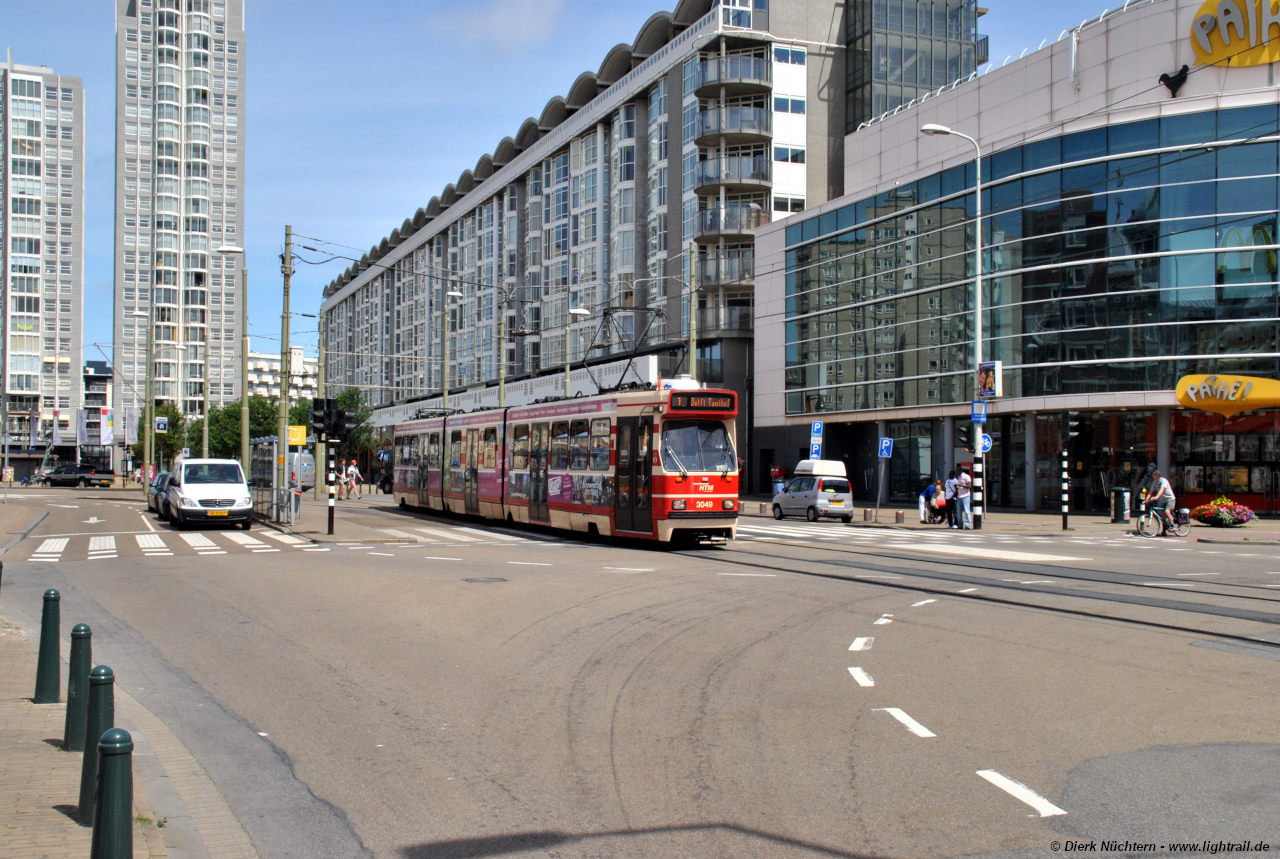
[603,567,654,572]
[976,769,1067,817]
[717,572,776,577]
[874,708,936,737]
[1176,572,1218,577]
[959,587,978,593]
[873,615,894,625]
[1141,582,1194,588]
[508,561,551,566]
[847,667,875,687]
[426,556,462,561]
[911,599,937,607]
[856,574,902,580]
[368,552,395,557]
[849,637,873,651]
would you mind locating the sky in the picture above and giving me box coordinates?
[0,0,1122,365]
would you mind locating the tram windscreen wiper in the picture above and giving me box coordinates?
[664,445,689,477]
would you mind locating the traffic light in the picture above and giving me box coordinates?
[956,423,972,452]
[1064,410,1082,439]
[325,407,357,442]
[309,398,332,439]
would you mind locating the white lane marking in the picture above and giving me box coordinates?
[426,556,462,561]
[508,561,551,566]
[604,567,654,572]
[35,538,69,554]
[136,534,166,550]
[414,526,478,542]
[849,637,873,651]
[451,525,521,541]
[1176,572,1217,577]
[904,544,1087,562]
[717,572,776,577]
[139,514,157,532]
[301,547,330,552]
[89,536,116,553]
[1235,553,1261,557]
[874,708,936,738]
[848,667,875,687]
[379,528,432,542]
[368,552,395,557]
[911,599,937,607]
[1264,584,1280,588]
[959,587,978,593]
[1141,582,1194,588]
[346,545,373,550]
[1201,551,1223,554]
[260,531,307,545]
[1003,579,1055,585]
[50,504,79,508]
[976,770,1067,817]
[873,616,894,625]
[225,532,266,546]
[30,557,61,563]
[856,574,902,580]
[253,548,282,553]
[181,533,217,548]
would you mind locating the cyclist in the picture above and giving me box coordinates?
[1146,470,1176,535]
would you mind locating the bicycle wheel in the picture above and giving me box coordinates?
[1136,512,1161,538]
[1171,520,1191,537]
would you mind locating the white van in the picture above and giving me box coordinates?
[771,460,854,522]
[162,457,254,530]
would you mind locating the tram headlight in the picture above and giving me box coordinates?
[722,499,735,510]
[672,499,687,510]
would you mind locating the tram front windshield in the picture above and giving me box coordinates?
[660,420,736,473]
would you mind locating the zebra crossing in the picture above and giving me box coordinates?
[374,525,533,545]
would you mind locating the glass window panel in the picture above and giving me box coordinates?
[1161,150,1216,219]
[988,147,1022,182]
[1023,138,1061,171]
[1160,112,1216,147]
[1216,104,1279,139]
[1062,127,1107,164]
[1217,177,1277,215]
[1108,119,1158,155]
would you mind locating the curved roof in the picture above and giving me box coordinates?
[412,207,429,228]
[597,44,633,85]
[672,0,714,25]
[474,154,494,180]
[493,137,517,165]
[539,96,570,130]
[565,72,600,109]
[633,12,673,57]
[456,170,475,195]
[425,197,442,218]
[441,184,457,207]
[515,117,541,150]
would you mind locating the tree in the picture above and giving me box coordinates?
[150,404,186,468]
[200,396,281,460]
[288,397,314,430]
[334,387,374,457]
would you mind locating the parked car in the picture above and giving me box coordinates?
[147,472,170,514]
[772,460,854,523]
[163,457,253,530]
[41,464,113,488]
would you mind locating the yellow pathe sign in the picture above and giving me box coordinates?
[1175,374,1280,416]
[1191,0,1280,67]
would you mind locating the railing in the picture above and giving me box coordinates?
[697,305,754,333]
[697,256,755,286]
[694,205,770,238]
[694,156,771,189]
[694,106,771,140]
[695,56,771,91]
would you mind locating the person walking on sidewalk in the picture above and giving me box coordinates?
[337,459,348,499]
[347,460,363,500]
[957,467,973,529]
[944,471,958,528]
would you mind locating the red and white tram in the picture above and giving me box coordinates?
[391,387,739,543]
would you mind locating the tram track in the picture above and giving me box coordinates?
[672,540,1280,649]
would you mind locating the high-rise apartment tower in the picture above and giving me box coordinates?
[112,0,245,421]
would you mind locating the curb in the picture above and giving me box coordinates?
[0,508,48,558]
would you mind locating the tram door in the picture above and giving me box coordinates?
[529,422,550,522]
[464,428,480,513]
[615,416,653,533]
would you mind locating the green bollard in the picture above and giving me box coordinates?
[78,665,115,826]
[33,588,60,704]
[89,727,134,859]
[63,624,92,750]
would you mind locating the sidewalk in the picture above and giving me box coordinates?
[268,491,417,544]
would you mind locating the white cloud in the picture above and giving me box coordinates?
[442,0,567,51]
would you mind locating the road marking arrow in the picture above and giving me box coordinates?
[83,517,103,524]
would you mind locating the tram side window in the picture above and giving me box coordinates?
[395,436,407,467]
[569,420,590,470]
[482,427,498,469]
[512,425,530,469]
[427,432,441,469]
[450,431,462,467]
[590,418,611,470]
[551,421,570,470]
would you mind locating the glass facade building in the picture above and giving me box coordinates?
[754,0,1280,514]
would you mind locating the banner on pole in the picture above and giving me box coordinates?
[125,408,140,445]
[28,409,39,447]
[100,408,115,445]
[51,410,62,445]
[76,409,90,446]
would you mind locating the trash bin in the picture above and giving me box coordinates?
[1111,487,1131,524]
[772,479,786,496]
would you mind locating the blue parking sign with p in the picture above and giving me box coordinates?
[878,437,893,458]
[809,442,823,459]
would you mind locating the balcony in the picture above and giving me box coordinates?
[695,305,754,336]
[694,106,771,146]
[693,204,770,243]
[697,255,755,286]
[693,156,771,194]
[694,56,771,97]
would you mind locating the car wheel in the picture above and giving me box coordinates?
[159,503,168,522]
[77,478,87,488]
[806,507,819,523]
[240,520,252,531]
[172,510,185,530]
[841,515,853,524]
[772,504,784,520]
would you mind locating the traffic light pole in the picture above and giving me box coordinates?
[327,444,336,536]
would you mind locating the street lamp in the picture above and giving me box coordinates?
[441,289,463,410]
[921,122,985,529]
[215,244,244,463]
[566,307,591,397]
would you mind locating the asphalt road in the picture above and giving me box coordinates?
[2,489,1278,858]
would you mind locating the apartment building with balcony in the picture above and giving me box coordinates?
[1,60,85,460]
[246,348,318,403]
[319,0,855,453]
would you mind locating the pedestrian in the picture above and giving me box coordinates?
[918,480,934,524]
[957,467,973,529]
[347,459,362,500]
[944,470,958,528]
[1146,469,1176,535]
[337,459,348,499]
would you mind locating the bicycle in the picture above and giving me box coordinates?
[1136,504,1190,538]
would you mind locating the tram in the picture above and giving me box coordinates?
[391,385,739,543]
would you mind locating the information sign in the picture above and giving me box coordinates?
[971,401,988,425]
[980,433,993,454]
[878,438,894,458]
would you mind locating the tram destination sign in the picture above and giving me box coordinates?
[669,392,736,412]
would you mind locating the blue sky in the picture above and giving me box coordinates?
[1,0,1121,364]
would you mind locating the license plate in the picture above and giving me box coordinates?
[829,500,844,506]
[207,510,228,517]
